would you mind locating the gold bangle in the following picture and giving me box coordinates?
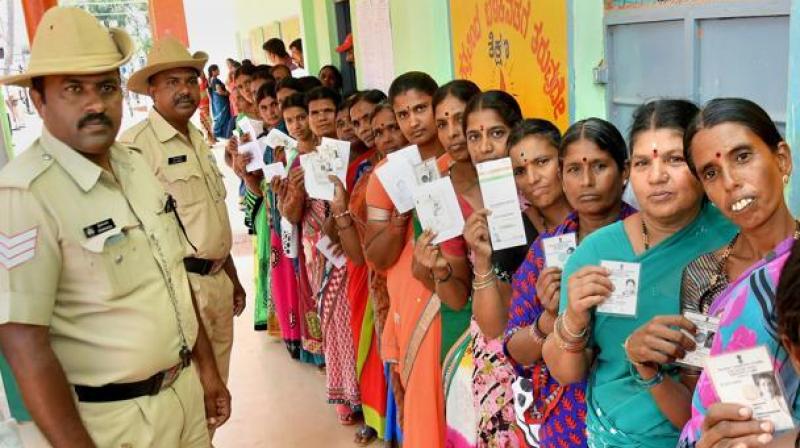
[473,266,494,280]
[554,317,588,352]
[562,312,588,339]
[472,278,496,291]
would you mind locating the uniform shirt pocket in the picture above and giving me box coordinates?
[162,163,205,209]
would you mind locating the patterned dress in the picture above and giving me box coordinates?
[504,205,636,448]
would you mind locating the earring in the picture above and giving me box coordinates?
[784,174,790,185]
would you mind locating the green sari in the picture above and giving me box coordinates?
[558,203,736,447]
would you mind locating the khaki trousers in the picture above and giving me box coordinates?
[78,366,209,447]
[189,270,234,383]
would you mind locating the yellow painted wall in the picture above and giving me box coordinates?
[232,0,302,63]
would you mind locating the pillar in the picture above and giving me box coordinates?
[148,0,190,46]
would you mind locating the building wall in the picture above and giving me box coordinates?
[571,0,607,120]
[787,0,799,214]
[231,0,302,64]
[388,0,453,84]
[184,0,238,70]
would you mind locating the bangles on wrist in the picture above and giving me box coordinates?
[528,313,548,344]
[471,273,496,291]
[434,263,453,284]
[623,336,647,368]
[562,312,588,339]
[629,362,665,388]
[553,314,589,353]
[332,210,350,220]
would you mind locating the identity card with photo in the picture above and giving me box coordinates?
[413,158,441,185]
[413,177,464,244]
[299,153,334,201]
[376,157,417,213]
[676,312,720,369]
[263,128,298,151]
[705,346,795,431]
[542,233,577,269]
[313,137,350,186]
[596,261,641,317]
[477,157,527,251]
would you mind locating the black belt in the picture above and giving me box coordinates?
[74,363,184,403]
[184,257,215,276]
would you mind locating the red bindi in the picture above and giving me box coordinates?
[653,149,658,158]
[716,152,721,158]
[582,157,587,162]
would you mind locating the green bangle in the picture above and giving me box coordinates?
[629,362,664,388]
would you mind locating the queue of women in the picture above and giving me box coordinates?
[225,67,800,448]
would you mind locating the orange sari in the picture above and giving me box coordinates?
[365,155,456,448]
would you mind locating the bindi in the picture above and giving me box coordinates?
[716,152,721,158]
[652,142,658,158]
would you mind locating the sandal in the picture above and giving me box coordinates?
[336,404,358,426]
[354,425,377,446]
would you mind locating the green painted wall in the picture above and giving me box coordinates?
[389,0,453,84]
[571,0,607,121]
[301,0,341,78]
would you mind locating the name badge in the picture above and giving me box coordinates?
[168,155,188,165]
[83,218,116,238]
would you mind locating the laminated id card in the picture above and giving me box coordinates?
[596,260,641,317]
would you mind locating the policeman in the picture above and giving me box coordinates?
[0,7,229,447]
[121,37,245,384]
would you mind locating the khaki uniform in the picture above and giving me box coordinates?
[0,129,208,446]
[120,110,234,382]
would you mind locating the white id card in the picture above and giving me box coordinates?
[280,217,298,259]
[476,157,527,251]
[596,260,641,317]
[413,158,440,185]
[542,233,577,269]
[262,162,287,181]
[263,128,297,151]
[706,346,795,431]
[676,312,720,369]
[412,177,464,244]
[236,141,265,172]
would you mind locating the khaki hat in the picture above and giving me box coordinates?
[0,7,134,87]
[127,37,208,95]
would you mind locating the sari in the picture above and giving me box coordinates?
[264,139,303,357]
[678,236,800,446]
[318,157,365,409]
[366,155,466,447]
[557,203,736,448]
[209,76,232,139]
[295,157,326,366]
[348,157,390,437]
[504,205,636,448]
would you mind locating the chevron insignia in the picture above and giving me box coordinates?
[0,228,38,270]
